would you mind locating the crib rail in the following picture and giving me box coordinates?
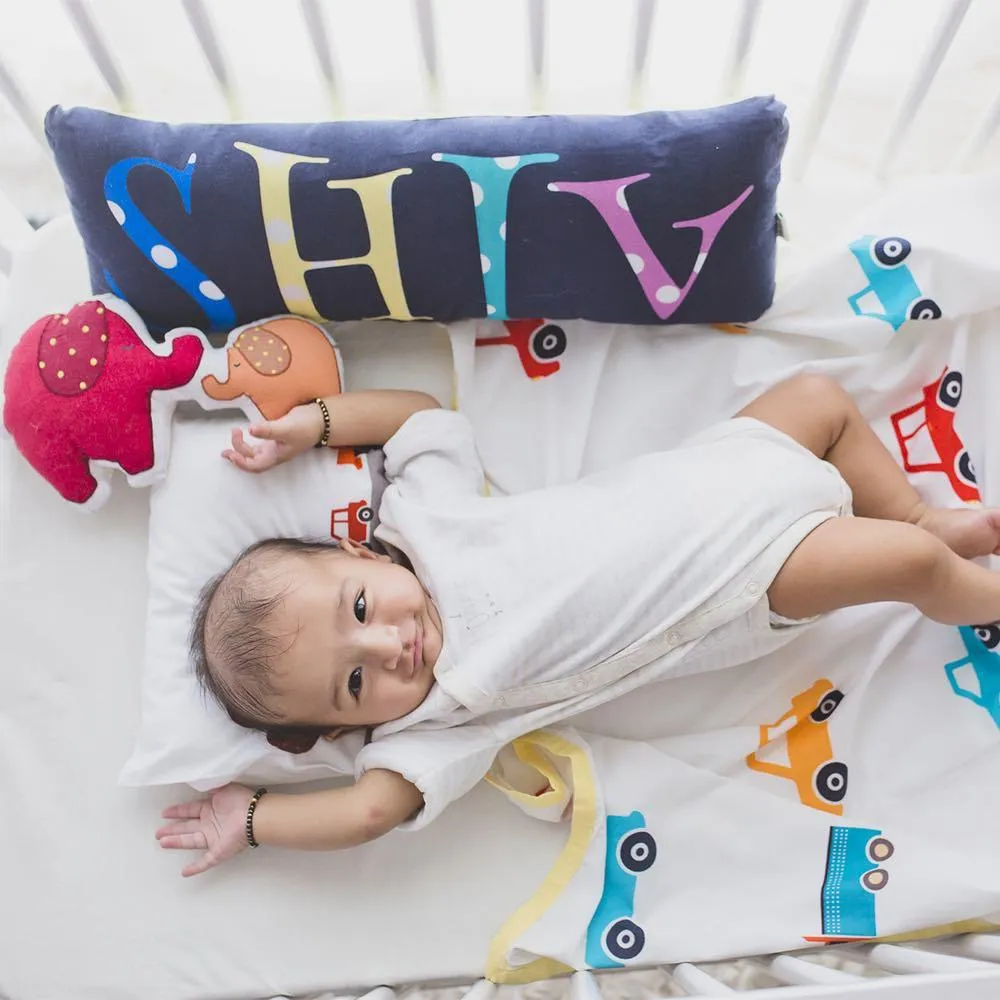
[317,939,1000,1000]
[2,0,1000,265]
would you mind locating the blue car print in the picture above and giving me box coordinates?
[804,826,894,943]
[584,811,657,969]
[945,625,1000,729]
[847,235,941,331]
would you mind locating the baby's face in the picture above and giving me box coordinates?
[263,541,442,730]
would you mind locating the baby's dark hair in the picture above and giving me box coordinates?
[191,537,339,754]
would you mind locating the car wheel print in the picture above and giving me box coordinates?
[618,830,657,874]
[357,505,374,523]
[810,688,844,723]
[937,370,963,409]
[909,298,942,321]
[955,450,977,489]
[974,625,1000,650]
[603,918,646,962]
[862,868,889,892]
[867,837,895,863]
[815,761,849,803]
[531,323,567,361]
[873,236,911,266]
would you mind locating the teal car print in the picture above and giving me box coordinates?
[945,625,1000,729]
[585,810,657,968]
[847,235,941,331]
[804,825,894,943]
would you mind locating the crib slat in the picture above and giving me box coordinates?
[570,970,603,1000]
[299,0,339,115]
[720,0,762,101]
[955,88,1000,169]
[527,0,547,110]
[181,0,240,120]
[875,0,973,175]
[413,0,441,110]
[948,933,1000,963]
[58,0,132,111]
[868,943,995,975]
[768,954,860,986]
[0,56,45,148]
[790,0,869,181]
[628,0,656,109]
[354,988,395,1000]
[460,980,498,1000]
[672,963,735,995]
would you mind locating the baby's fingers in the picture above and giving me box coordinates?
[156,818,205,839]
[157,830,208,851]
[161,801,205,820]
[181,853,218,878]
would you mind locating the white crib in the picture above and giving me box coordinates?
[3,3,1000,999]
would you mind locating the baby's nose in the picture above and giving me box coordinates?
[370,625,404,666]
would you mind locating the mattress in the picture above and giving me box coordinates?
[0,217,563,1000]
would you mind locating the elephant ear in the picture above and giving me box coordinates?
[1,295,206,509]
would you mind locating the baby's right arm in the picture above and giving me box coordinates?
[223,389,440,473]
[156,770,423,876]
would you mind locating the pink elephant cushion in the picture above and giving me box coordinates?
[2,297,204,509]
[121,414,373,790]
[2,297,343,510]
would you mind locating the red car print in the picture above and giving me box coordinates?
[331,499,374,543]
[475,319,567,379]
[889,369,979,503]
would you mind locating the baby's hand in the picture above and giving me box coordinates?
[156,783,255,877]
[223,402,324,473]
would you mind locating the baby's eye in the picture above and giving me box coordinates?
[353,591,367,623]
[348,667,364,701]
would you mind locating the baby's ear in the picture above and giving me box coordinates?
[340,538,390,562]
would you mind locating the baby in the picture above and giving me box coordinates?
[157,374,1000,876]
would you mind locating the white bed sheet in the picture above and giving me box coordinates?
[0,218,563,1000]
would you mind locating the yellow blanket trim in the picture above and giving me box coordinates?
[485,740,568,811]
[485,730,599,984]
[876,917,1000,944]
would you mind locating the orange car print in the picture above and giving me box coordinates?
[889,368,980,503]
[746,679,848,814]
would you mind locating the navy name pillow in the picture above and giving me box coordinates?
[46,98,787,333]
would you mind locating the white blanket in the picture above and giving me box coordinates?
[447,171,1000,981]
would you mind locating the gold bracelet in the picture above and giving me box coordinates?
[314,397,331,449]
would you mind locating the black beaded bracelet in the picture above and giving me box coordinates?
[314,397,331,449]
[245,787,268,848]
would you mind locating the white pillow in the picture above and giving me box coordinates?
[120,414,371,790]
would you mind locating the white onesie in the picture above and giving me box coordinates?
[358,408,852,829]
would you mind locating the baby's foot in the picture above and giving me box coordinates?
[915,506,1000,559]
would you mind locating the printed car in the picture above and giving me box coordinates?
[945,625,1000,730]
[746,679,848,814]
[889,368,979,503]
[330,498,374,544]
[585,810,657,969]
[847,235,941,331]
[803,826,895,943]
[475,318,567,379]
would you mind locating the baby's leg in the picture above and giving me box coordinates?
[737,374,1000,559]
[768,516,1000,625]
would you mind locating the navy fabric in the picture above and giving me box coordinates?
[45,99,787,334]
